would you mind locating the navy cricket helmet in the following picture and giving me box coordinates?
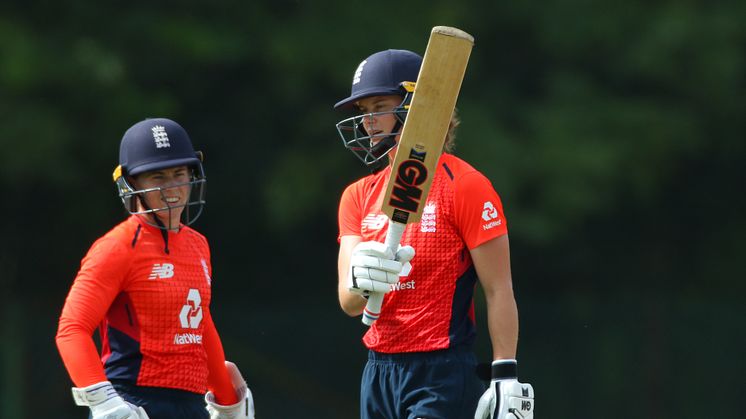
[119,118,202,176]
[112,118,206,229]
[334,50,422,168]
[334,49,422,109]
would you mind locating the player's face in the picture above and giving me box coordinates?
[356,95,403,162]
[356,95,402,139]
[132,166,191,230]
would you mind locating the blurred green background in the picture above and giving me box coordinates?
[1,1,744,418]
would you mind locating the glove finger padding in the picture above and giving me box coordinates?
[129,405,150,419]
[395,245,415,263]
[499,380,534,419]
[350,253,403,274]
[206,361,255,419]
[352,266,400,283]
[350,277,394,293]
[349,241,411,295]
[352,241,394,259]
[72,381,149,419]
[474,385,497,419]
[474,360,534,419]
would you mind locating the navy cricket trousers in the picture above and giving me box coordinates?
[97,380,209,419]
[361,346,485,419]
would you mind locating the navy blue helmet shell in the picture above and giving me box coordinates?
[334,49,422,109]
[119,118,202,176]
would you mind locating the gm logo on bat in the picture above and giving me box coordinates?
[388,148,428,224]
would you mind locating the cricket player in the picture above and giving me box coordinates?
[334,50,534,418]
[56,118,254,419]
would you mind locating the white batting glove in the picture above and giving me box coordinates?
[348,241,415,296]
[206,361,255,419]
[474,360,534,419]
[71,381,149,419]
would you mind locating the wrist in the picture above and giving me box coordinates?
[491,359,517,380]
[206,391,243,410]
[71,381,119,407]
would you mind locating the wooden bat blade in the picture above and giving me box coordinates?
[381,26,474,226]
[363,26,474,326]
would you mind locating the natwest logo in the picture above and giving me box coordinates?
[390,279,415,292]
[179,289,203,329]
[482,201,499,221]
[173,332,202,345]
[481,201,503,231]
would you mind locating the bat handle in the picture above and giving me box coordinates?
[362,221,406,326]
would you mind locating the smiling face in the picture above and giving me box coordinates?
[130,165,191,230]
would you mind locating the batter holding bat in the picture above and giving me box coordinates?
[334,27,534,419]
[56,118,254,419]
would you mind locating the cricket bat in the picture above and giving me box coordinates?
[362,26,474,326]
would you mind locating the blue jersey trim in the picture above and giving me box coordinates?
[104,326,143,383]
[449,263,478,347]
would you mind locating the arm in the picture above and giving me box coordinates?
[203,312,255,418]
[470,234,518,360]
[472,234,535,419]
[203,313,239,405]
[338,234,415,319]
[56,309,109,386]
[338,235,365,316]
[56,239,149,418]
[452,170,517,360]
[56,240,130,386]
[198,239,237,404]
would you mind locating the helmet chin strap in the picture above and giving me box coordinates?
[137,196,171,254]
[370,119,403,159]
[370,136,396,158]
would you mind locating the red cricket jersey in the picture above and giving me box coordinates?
[338,153,508,353]
[56,216,236,401]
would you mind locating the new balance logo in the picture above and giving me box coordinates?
[151,125,170,148]
[149,263,174,280]
[362,213,388,231]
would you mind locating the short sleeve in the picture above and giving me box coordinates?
[454,171,508,250]
[338,182,363,241]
